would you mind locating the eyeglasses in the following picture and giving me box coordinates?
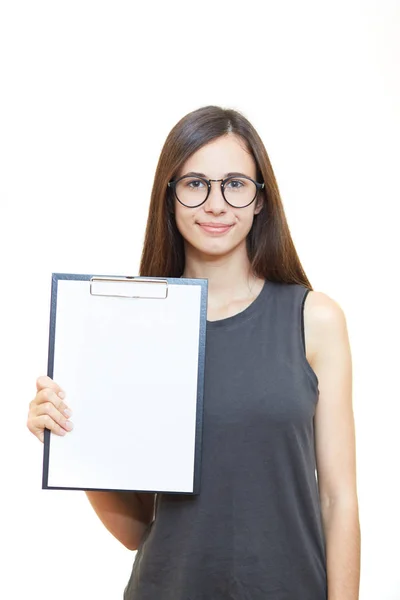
[168,174,265,208]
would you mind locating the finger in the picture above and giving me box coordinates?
[34,388,71,417]
[36,375,66,400]
[27,413,68,442]
[35,401,74,433]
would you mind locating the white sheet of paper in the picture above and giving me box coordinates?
[46,278,204,493]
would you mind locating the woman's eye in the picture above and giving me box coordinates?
[226,179,244,190]
[187,179,205,190]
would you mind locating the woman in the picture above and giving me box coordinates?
[27,105,360,599]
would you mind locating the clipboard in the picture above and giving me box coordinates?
[42,273,208,494]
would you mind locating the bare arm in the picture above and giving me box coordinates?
[85,490,156,551]
[306,292,360,600]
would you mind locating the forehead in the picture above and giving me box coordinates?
[179,134,256,178]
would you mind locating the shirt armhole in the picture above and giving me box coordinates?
[301,288,320,391]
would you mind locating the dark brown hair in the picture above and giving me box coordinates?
[139,105,312,289]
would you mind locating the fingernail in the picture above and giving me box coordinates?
[58,391,66,399]
[63,409,72,418]
[65,421,74,431]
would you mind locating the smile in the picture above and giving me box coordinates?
[197,223,234,235]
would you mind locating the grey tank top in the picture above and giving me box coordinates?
[124,280,327,600]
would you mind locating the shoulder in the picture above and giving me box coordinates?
[302,288,349,362]
[303,288,345,321]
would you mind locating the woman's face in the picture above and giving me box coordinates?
[173,134,263,261]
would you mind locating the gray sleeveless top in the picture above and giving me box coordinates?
[124,280,327,599]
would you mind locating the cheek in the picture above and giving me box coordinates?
[238,209,257,232]
[174,214,185,237]
[174,204,195,236]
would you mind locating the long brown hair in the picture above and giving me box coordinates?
[139,105,313,289]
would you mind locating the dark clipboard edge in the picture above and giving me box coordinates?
[42,272,60,489]
[42,272,208,496]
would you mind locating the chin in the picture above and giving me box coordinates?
[185,237,245,259]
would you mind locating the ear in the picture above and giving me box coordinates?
[254,195,264,215]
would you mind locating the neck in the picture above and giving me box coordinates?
[181,244,263,306]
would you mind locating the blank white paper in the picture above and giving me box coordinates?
[46,278,204,493]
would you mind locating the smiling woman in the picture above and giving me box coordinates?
[139,105,293,281]
[171,135,264,264]
[27,105,360,600]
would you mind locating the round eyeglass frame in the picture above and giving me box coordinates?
[167,175,265,209]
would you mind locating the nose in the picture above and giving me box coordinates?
[204,180,227,214]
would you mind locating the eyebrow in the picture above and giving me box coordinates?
[181,171,250,179]
[181,171,251,179]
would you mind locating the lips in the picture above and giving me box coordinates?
[197,223,233,234]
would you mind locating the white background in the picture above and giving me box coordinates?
[1,1,399,598]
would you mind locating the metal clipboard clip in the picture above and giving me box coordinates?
[89,276,169,300]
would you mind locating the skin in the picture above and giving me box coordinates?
[174,134,265,319]
[27,133,360,597]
